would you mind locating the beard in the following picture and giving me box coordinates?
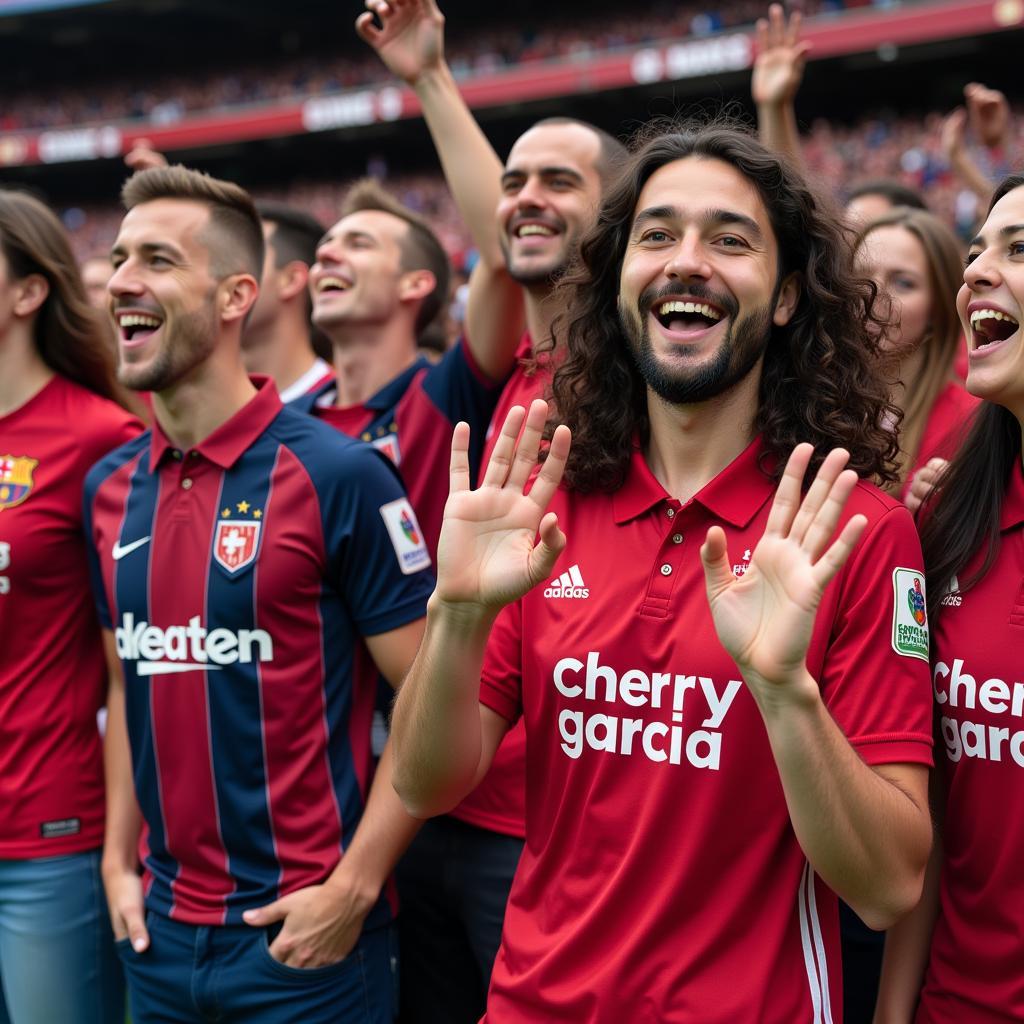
[618,281,777,405]
[118,301,219,393]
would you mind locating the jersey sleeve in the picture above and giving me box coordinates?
[422,339,507,482]
[325,443,435,637]
[478,600,524,724]
[819,504,934,767]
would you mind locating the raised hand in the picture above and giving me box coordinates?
[964,82,1010,149]
[752,4,811,107]
[124,138,168,172]
[700,445,867,694]
[905,457,948,516]
[355,0,445,86]
[435,400,570,611]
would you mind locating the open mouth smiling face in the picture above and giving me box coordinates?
[649,297,726,343]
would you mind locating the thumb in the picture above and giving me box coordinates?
[121,903,150,953]
[243,899,287,927]
[355,11,381,43]
[529,512,565,585]
[700,525,735,600]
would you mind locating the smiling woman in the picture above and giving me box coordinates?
[854,208,979,502]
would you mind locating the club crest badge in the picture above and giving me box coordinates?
[0,455,38,512]
[891,567,929,661]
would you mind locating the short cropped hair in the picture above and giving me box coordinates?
[121,165,264,282]
[255,200,324,270]
[846,179,928,211]
[341,179,450,335]
[531,117,629,185]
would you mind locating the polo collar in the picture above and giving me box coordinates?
[149,376,282,471]
[613,435,775,527]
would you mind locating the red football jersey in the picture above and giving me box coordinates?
[916,458,1024,1023]
[478,438,934,1022]
[901,381,980,502]
[0,375,141,857]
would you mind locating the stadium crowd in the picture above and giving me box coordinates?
[7,0,875,132]
[1,1,1022,1023]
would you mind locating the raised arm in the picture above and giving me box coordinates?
[752,4,810,170]
[390,400,571,816]
[701,445,932,929]
[357,0,523,379]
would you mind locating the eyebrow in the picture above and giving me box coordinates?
[632,205,765,242]
[317,229,376,248]
[968,223,1024,249]
[501,166,585,184]
[109,240,185,261]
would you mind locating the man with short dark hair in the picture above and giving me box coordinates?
[357,4,628,1016]
[390,122,935,1022]
[246,201,334,402]
[87,165,432,1024]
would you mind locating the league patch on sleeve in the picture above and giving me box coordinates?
[891,567,929,661]
[379,498,431,575]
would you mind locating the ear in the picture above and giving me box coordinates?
[277,261,310,302]
[13,274,49,318]
[772,271,801,327]
[398,268,437,306]
[219,273,259,326]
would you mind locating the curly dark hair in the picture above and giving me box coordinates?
[547,119,899,492]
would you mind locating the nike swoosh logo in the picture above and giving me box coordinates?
[111,536,151,561]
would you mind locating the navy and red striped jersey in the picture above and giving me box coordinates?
[83,379,433,926]
[299,340,503,560]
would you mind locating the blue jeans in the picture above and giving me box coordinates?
[119,911,397,1023]
[0,850,123,1024]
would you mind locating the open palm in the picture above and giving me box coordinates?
[356,0,445,86]
[437,401,570,611]
[752,4,810,106]
[701,445,867,689]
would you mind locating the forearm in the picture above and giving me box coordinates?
[413,63,505,266]
[757,100,804,170]
[390,594,496,817]
[949,148,994,206]
[755,674,931,929]
[872,834,941,1023]
[325,741,422,911]
[101,680,142,873]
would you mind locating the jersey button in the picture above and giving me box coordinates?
[672,533,683,544]
[181,478,193,490]
[660,563,672,576]
[666,508,675,519]
[171,449,182,460]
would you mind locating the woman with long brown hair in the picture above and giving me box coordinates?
[854,207,978,505]
[874,173,1024,1022]
[0,189,140,1023]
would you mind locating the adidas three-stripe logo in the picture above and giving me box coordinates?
[543,564,590,599]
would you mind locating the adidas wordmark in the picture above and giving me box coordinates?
[544,564,590,599]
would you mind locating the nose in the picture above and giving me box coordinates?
[107,260,143,301]
[514,175,548,213]
[664,231,711,282]
[963,247,1000,291]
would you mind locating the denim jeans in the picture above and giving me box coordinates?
[0,850,123,1024]
[119,910,397,1023]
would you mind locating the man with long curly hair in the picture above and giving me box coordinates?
[388,121,937,1022]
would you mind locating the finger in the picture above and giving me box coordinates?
[528,512,566,584]
[506,399,549,491]
[788,447,851,547]
[243,900,287,927]
[121,903,150,953]
[811,513,867,590]
[525,424,570,511]
[764,443,813,537]
[801,467,860,561]
[768,3,784,45]
[481,405,528,488]
[785,9,803,47]
[755,17,768,52]
[355,11,381,41]
[700,524,735,601]
[448,421,471,494]
[904,492,922,515]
